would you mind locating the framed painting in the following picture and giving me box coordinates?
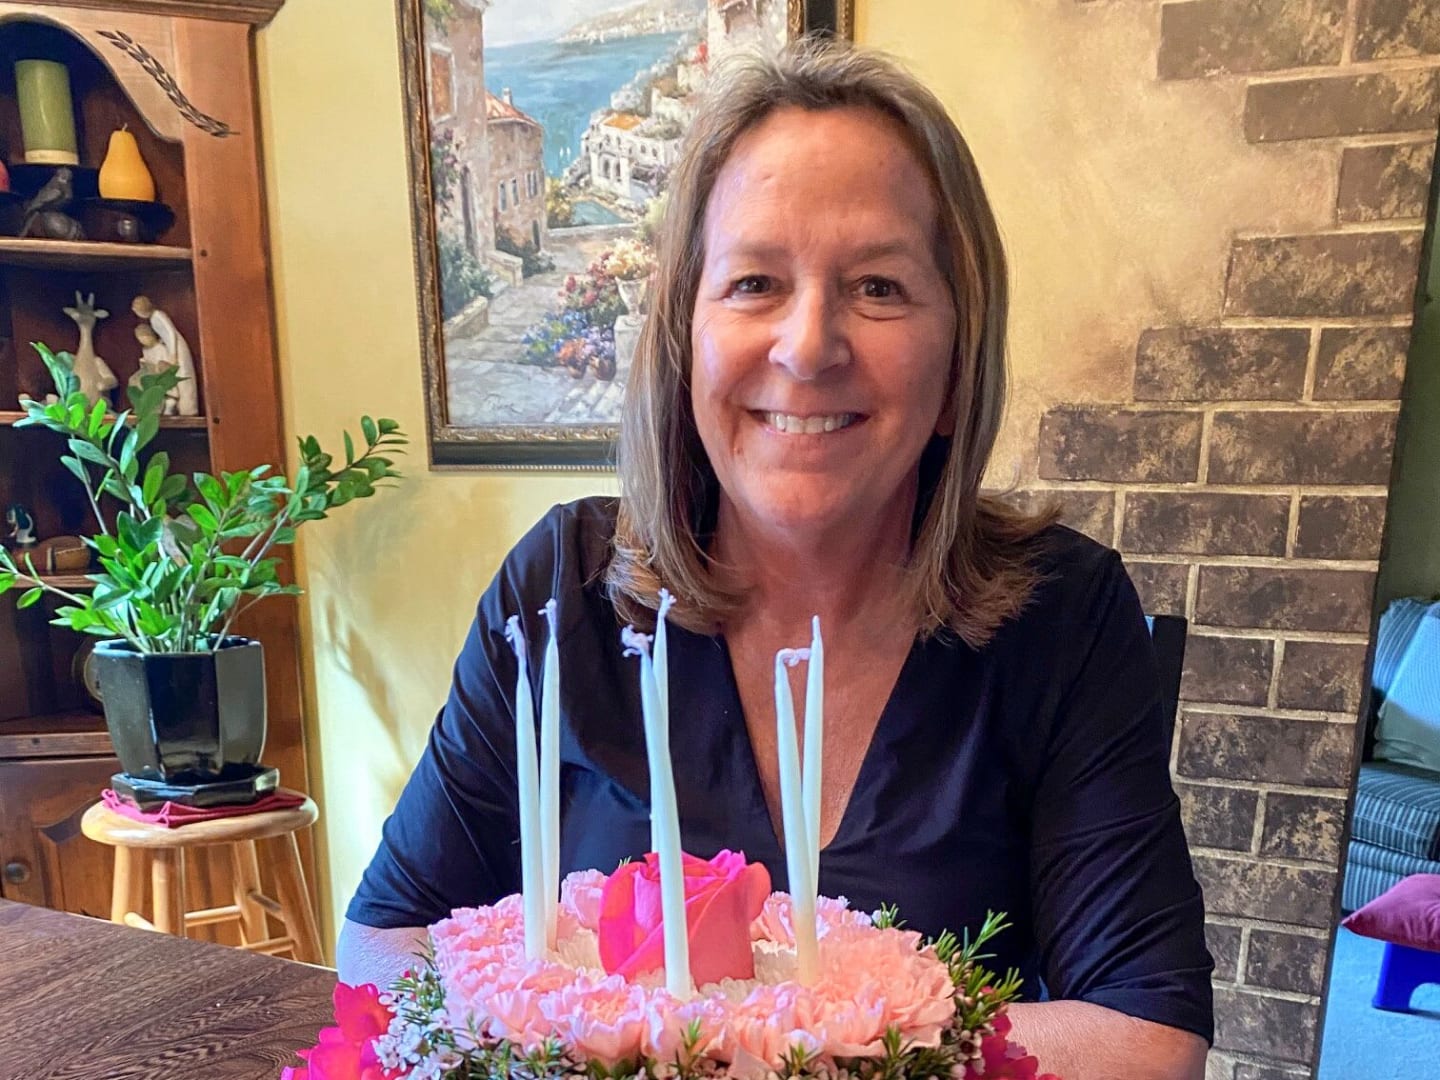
[397,0,856,469]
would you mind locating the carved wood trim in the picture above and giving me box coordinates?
[0,1,284,27]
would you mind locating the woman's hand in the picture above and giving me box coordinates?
[1007,1000,1208,1080]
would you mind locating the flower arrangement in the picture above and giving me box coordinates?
[599,237,656,283]
[282,853,1059,1080]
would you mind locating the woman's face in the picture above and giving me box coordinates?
[690,105,957,547]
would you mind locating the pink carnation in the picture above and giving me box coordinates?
[541,972,650,1065]
[561,868,609,930]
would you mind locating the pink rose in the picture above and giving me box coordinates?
[598,850,771,987]
[281,982,398,1080]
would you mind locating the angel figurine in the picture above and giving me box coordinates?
[128,324,181,415]
[132,295,198,416]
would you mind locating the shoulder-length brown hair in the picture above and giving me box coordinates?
[606,37,1054,648]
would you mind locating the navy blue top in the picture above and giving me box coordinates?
[349,497,1213,1042]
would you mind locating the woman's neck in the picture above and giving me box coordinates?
[712,491,917,641]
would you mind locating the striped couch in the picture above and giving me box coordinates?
[1343,599,1440,912]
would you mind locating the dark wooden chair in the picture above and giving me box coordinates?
[1146,614,1188,747]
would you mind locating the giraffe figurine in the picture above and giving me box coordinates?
[63,292,118,406]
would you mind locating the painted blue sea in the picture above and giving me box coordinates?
[484,33,688,178]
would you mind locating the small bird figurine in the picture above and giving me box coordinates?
[20,166,83,240]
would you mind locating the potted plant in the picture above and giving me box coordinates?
[599,236,656,315]
[0,344,405,790]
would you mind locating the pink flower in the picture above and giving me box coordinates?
[599,850,770,987]
[540,972,651,1065]
[967,1013,1063,1080]
[561,868,608,930]
[281,983,398,1080]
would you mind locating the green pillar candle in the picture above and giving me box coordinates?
[15,60,79,166]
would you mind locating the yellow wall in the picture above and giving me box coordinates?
[257,0,610,950]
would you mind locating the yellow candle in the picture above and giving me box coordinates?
[506,616,546,960]
[15,60,79,166]
[776,647,818,984]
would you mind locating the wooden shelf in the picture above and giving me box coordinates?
[0,411,208,429]
[0,238,193,272]
[0,712,111,760]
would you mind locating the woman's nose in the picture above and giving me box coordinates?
[768,286,849,379]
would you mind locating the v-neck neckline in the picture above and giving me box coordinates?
[710,631,922,887]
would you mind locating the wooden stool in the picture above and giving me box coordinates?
[80,792,323,964]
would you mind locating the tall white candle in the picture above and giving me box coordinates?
[776,647,819,984]
[803,616,824,896]
[505,616,546,961]
[650,589,676,853]
[539,599,561,950]
[623,625,692,998]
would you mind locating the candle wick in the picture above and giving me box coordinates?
[621,625,653,659]
[777,647,811,668]
[504,615,528,660]
[657,587,676,621]
[539,598,558,634]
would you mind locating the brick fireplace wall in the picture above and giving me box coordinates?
[1033,4,1438,1077]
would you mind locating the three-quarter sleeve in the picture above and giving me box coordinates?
[1027,551,1214,1042]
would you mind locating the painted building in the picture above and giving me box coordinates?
[707,0,785,64]
[583,111,683,206]
[486,89,547,254]
[423,0,493,265]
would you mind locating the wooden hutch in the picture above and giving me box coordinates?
[0,0,310,940]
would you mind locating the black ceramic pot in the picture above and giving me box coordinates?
[92,637,267,782]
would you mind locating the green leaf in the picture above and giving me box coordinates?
[61,456,89,485]
[17,587,44,609]
[343,430,355,466]
[142,456,167,507]
[87,398,108,438]
[187,504,219,533]
[361,415,378,446]
[378,418,401,435]
[272,527,297,546]
[197,473,226,510]
[70,441,112,469]
[0,572,16,592]
[134,415,159,452]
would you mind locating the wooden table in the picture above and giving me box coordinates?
[1,898,338,1079]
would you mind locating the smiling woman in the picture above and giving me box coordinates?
[342,39,1212,1080]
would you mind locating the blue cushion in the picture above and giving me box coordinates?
[1375,603,1440,773]
[1353,761,1440,861]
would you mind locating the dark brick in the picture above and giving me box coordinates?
[1246,930,1329,995]
[1196,855,1336,927]
[1159,0,1345,78]
[1134,327,1310,402]
[1314,327,1410,400]
[1005,488,1115,543]
[1038,408,1203,482]
[1337,141,1437,223]
[1178,781,1261,851]
[1244,68,1440,142]
[1125,560,1190,616]
[1208,410,1398,485]
[1261,791,1351,863]
[1182,635,1276,705]
[1213,988,1318,1063]
[1124,492,1290,557]
[1277,640,1369,713]
[1207,921,1243,982]
[1355,0,1440,60]
[1196,566,1375,633]
[1177,711,1354,786]
[1224,232,1423,318]
[1294,495,1388,560]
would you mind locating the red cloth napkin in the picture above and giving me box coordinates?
[101,787,305,828]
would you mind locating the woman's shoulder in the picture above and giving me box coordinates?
[1002,522,1137,642]
[492,496,619,610]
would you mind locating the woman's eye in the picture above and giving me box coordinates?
[859,277,903,300]
[732,275,772,295]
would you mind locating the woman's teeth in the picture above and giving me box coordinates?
[762,412,857,434]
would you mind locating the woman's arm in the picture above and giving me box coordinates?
[336,918,431,988]
[1007,1001,1207,1080]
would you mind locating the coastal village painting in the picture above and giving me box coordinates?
[412,0,793,463]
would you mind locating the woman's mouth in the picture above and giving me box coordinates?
[758,411,861,434]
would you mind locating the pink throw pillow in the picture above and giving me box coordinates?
[1343,874,1440,952]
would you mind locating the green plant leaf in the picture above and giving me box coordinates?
[17,587,44,609]
[378,418,400,435]
[343,430,355,466]
[0,572,16,592]
[69,441,112,469]
[361,415,378,446]
[187,504,219,533]
[134,415,159,452]
[142,457,167,507]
